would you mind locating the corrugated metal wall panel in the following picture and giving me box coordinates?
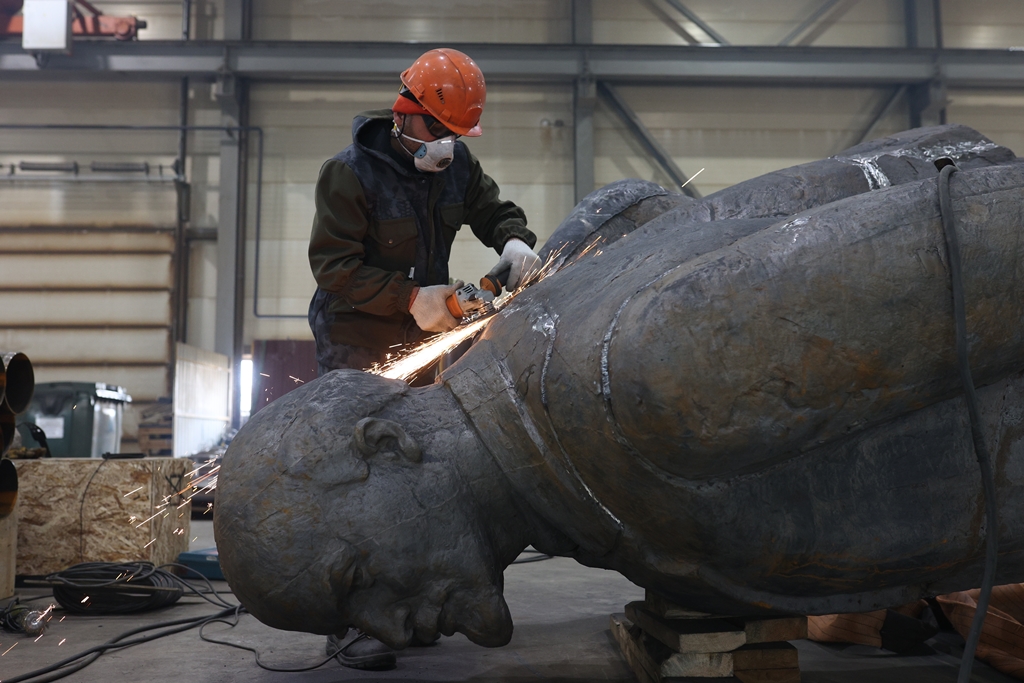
[0,81,183,420]
[32,366,168,402]
[251,0,571,42]
[173,343,229,456]
[0,253,173,289]
[947,90,1024,154]
[595,85,910,195]
[0,328,170,363]
[2,291,171,326]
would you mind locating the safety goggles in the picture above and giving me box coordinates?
[421,114,459,140]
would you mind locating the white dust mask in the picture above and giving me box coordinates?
[399,131,455,172]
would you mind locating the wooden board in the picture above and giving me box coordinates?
[646,589,716,619]
[627,601,748,654]
[13,458,190,576]
[743,617,807,645]
[0,507,15,599]
[611,614,801,682]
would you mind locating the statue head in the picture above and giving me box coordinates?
[214,370,516,648]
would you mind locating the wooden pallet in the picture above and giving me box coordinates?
[610,592,806,682]
[138,424,173,456]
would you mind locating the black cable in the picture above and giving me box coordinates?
[198,610,341,673]
[45,561,237,614]
[937,163,1000,683]
[2,606,240,683]
[78,459,107,562]
[47,562,183,614]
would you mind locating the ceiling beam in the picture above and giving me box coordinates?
[1,42,1023,87]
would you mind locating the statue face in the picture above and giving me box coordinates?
[334,457,514,648]
[216,371,514,649]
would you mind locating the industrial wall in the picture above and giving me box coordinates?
[2,0,1023,439]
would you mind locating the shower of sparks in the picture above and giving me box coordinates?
[80,597,89,604]
[370,244,578,382]
[34,633,43,643]
[2,642,16,655]
[58,638,66,646]
[122,486,143,497]
[144,538,156,549]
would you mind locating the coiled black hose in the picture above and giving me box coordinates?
[46,561,184,614]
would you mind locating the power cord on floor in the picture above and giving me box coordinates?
[198,609,341,673]
[936,162,1000,683]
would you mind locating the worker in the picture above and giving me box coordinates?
[305,48,540,669]
[308,47,541,381]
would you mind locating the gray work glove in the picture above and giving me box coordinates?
[409,283,460,333]
[488,238,541,291]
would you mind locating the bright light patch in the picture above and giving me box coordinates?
[240,359,253,416]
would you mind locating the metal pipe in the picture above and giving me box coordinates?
[1,352,34,414]
[181,0,191,41]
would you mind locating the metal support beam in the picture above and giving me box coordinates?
[571,0,592,44]
[637,0,699,45]
[215,75,247,430]
[662,0,729,45]
[2,42,1024,87]
[574,77,596,204]
[597,81,700,199]
[778,0,857,47]
[903,0,938,48]
[853,85,906,145]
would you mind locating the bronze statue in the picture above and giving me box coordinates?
[215,125,1024,649]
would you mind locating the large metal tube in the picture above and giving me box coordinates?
[0,352,34,454]
[2,352,34,414]
[0,458,16,520]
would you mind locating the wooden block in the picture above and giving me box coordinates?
[611,613,659,683]
[734,668,800,683]
[732,643,799,671]
[0,507,15,599]
[646,589,716,619]
[13,458,190,576]
[741,617,808,644]
[627,601,747,654]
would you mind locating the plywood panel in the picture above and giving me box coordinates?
[13,458,190,576]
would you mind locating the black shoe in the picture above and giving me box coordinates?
[326,630,397,670]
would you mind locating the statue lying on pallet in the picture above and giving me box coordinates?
[215,124,1024,649]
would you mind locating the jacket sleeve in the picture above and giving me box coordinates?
[462,148,537,254]
[308,159,418,315]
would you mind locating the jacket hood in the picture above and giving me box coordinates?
[351,109,416,177]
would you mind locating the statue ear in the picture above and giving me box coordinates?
[353,417,422,464]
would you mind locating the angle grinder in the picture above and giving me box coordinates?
[445,264,512,321]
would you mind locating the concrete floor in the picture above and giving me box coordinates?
[1,521,1016,682]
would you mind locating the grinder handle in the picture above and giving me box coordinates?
[480,263,511,297]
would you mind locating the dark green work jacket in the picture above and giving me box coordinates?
[307,110,535,360]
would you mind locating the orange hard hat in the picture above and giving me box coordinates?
[400,49,486,137]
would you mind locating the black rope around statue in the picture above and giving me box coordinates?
[937,162,1000,683]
